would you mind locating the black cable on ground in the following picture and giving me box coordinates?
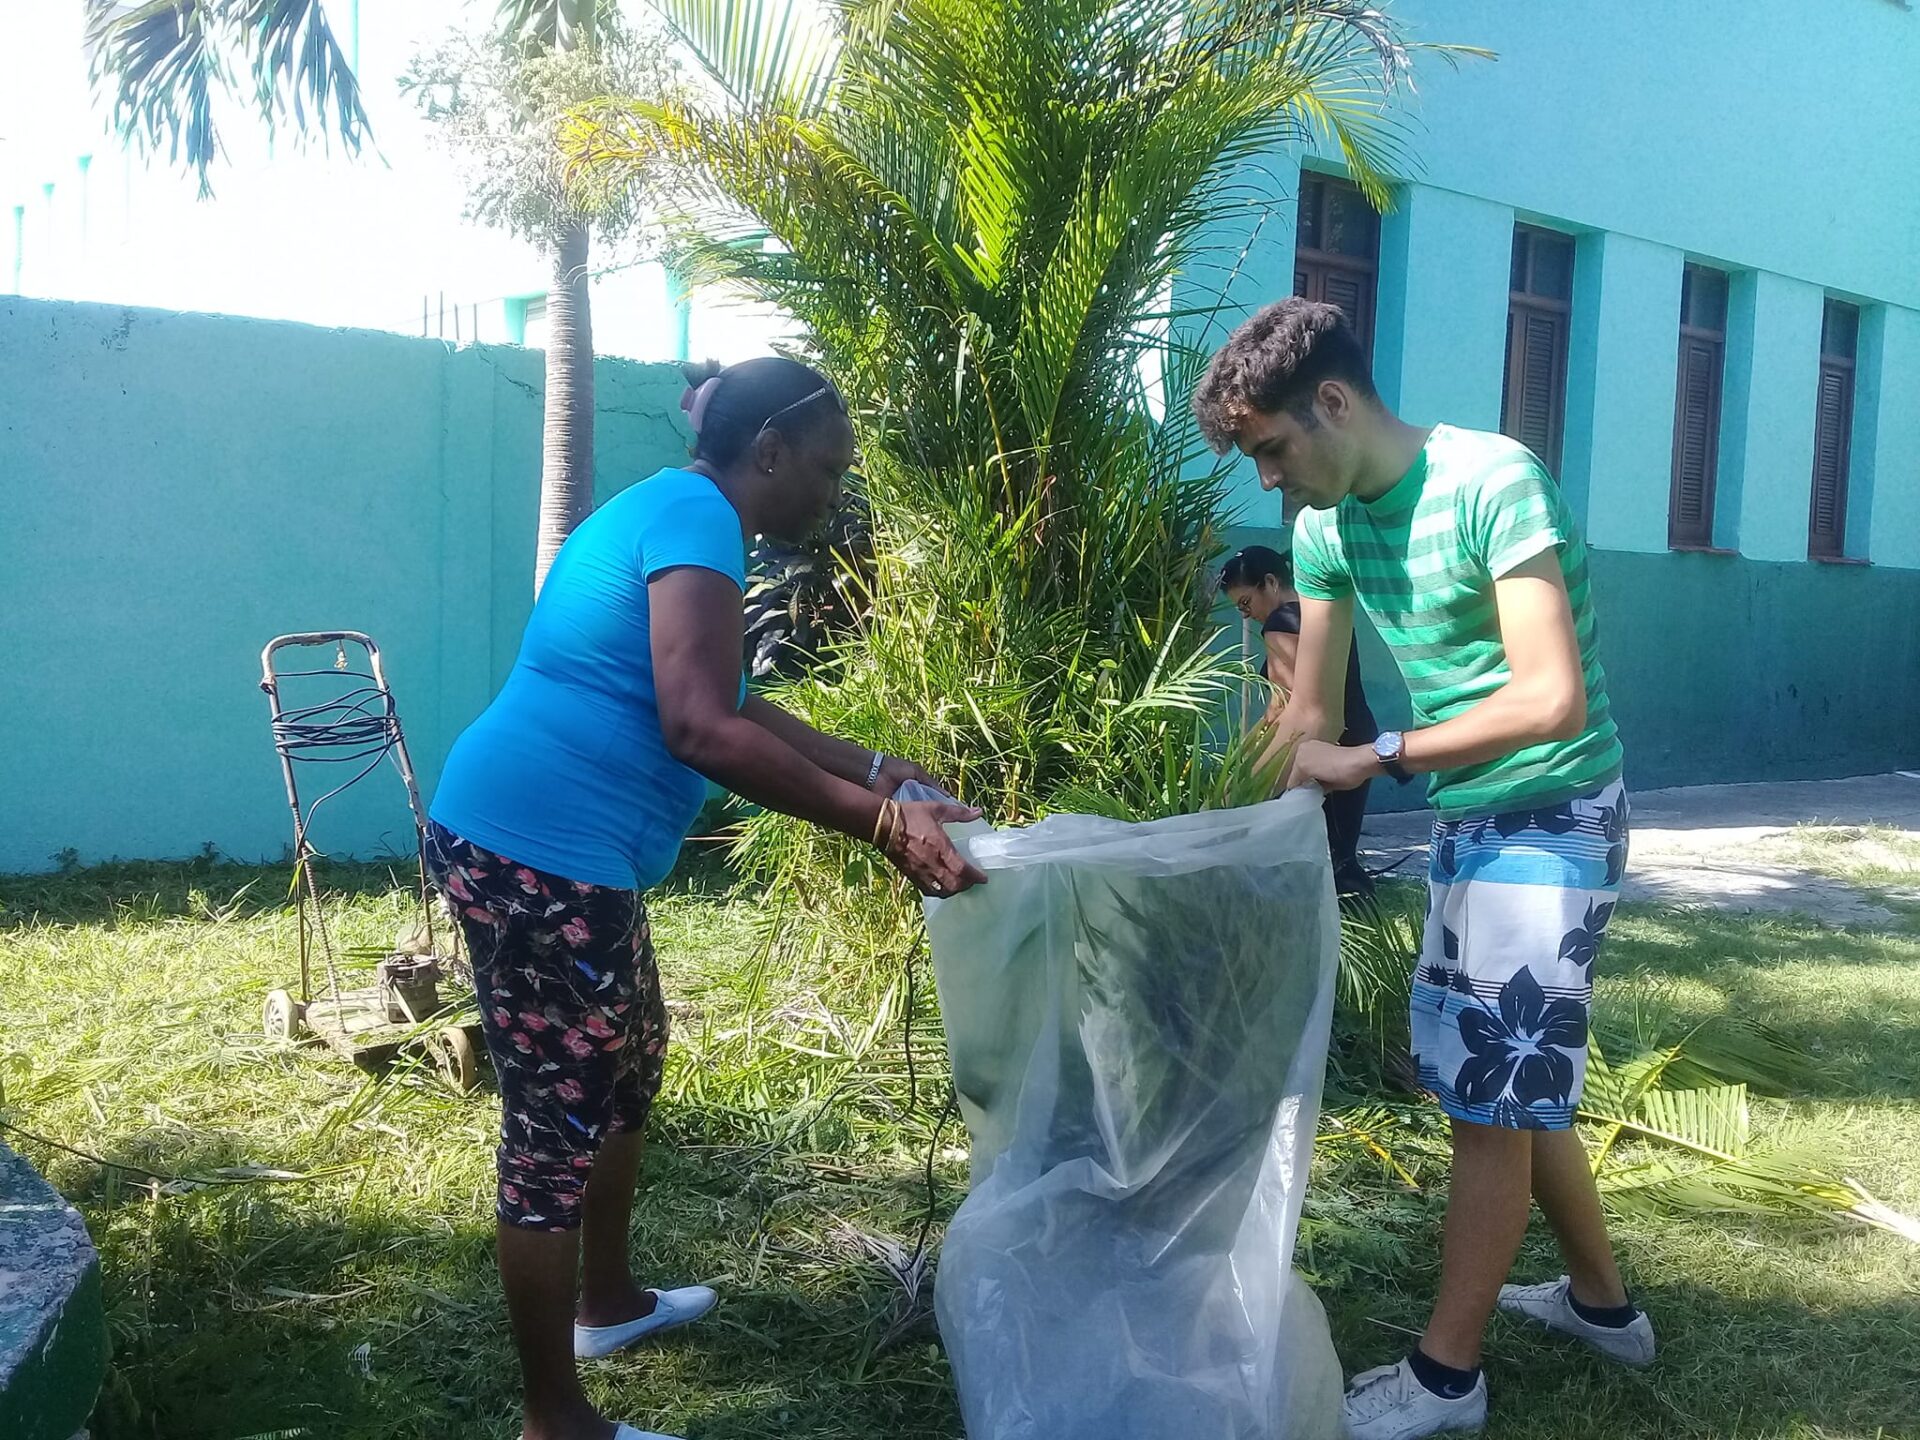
[915,1087,958,1264]
[1364,852,1415,882]
[902,944,958,1267]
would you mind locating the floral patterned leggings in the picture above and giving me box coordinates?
[424,822,669,1231]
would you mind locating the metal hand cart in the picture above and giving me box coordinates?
[258,632,484,1092]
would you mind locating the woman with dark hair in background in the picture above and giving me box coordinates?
[1220,544,1379,899]
[427,355,984,1440]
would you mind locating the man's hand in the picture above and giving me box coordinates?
[1289,739,1381,793]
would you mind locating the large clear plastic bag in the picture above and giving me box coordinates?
[920,789,1344,1440]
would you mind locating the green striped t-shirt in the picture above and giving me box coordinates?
[1290,424,1622,820]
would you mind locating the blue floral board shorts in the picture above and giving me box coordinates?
[1411,779,1628,1131]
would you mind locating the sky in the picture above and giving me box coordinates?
[0,0,778,360]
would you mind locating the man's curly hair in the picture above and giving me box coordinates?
[1192,298,1379,454]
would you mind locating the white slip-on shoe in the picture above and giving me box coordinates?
[574,1285,719,1359]
[1342,1357,1487,1440]
[1498,1275,1656,1368]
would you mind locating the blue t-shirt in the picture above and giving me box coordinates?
[431,468,747,889]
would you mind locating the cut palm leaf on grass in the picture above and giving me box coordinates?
[1578,1034,1916,1239]
[1597,1147,1913,1236]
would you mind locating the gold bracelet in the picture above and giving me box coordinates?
[881,798,902,855]
[871,799,892,848]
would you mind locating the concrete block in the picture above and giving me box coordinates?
[0,1143,108,1440]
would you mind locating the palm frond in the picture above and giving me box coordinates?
[88,1,224,192]
[1318,1104,1425,1188]
[1597,1146,1914,1240]
[1577,1025,1919,1241]
[1116,624,1237,718]
[569,0,1434,1039]
[86,0,371,196]
[647,0,843,114]
[496,0,601,51]
[233,0,368,152]
[1629,1083,1751,1162]
[1660,1015,1821,1096]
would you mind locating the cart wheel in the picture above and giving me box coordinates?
[433,1026,481,1094]
[263,989,307,1043]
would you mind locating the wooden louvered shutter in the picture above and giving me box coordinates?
[1321,268,1374,358]
[1520,313,1562,462]
[1668,336,1722,546]
[1669,265,1729,549]
[1502,227,1574,477]
[1292,174,1380,363]
[1502,305,1567,475]
[1808,361,1853,558]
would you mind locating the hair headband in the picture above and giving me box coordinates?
[681,376,722,434]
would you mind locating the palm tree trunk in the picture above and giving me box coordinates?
[535,219,595,591]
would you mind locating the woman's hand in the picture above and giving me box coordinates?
[872,754,947,799]
[883,799,988,897]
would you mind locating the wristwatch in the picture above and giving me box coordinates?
[1372,730,1411,782]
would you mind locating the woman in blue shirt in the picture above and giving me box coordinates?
[428,356,982,1440]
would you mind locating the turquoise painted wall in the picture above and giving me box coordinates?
[1587,551,1920,791]
[1853,306,1920,568]
[1717,272,1824,562]
[1390,1,1919,313]
[1188,0,1919,568]
[0,297,692,873]
[1374,183,1510,434]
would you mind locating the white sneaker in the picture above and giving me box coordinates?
[1498,1276,1656,1368]
[1342,1357,1487,1439]
[574,1285,719,1359]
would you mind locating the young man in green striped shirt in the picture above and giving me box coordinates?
[1194,299,1652,1440]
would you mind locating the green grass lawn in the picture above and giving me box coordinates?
[2,856,1917,1440]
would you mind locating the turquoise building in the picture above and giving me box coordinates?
[1204,0,1920,794]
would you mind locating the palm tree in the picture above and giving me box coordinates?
[494,0,616,586]
[563,0,1425,830]
[85,0,631,588]
[409,4,682,586]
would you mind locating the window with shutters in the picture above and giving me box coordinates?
[1292,173,1380,361]
[1668,265,1729,549]
[1500,226,1574,476]
[1808,299,1859,559]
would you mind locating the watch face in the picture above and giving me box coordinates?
[1374,732,1402,762]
